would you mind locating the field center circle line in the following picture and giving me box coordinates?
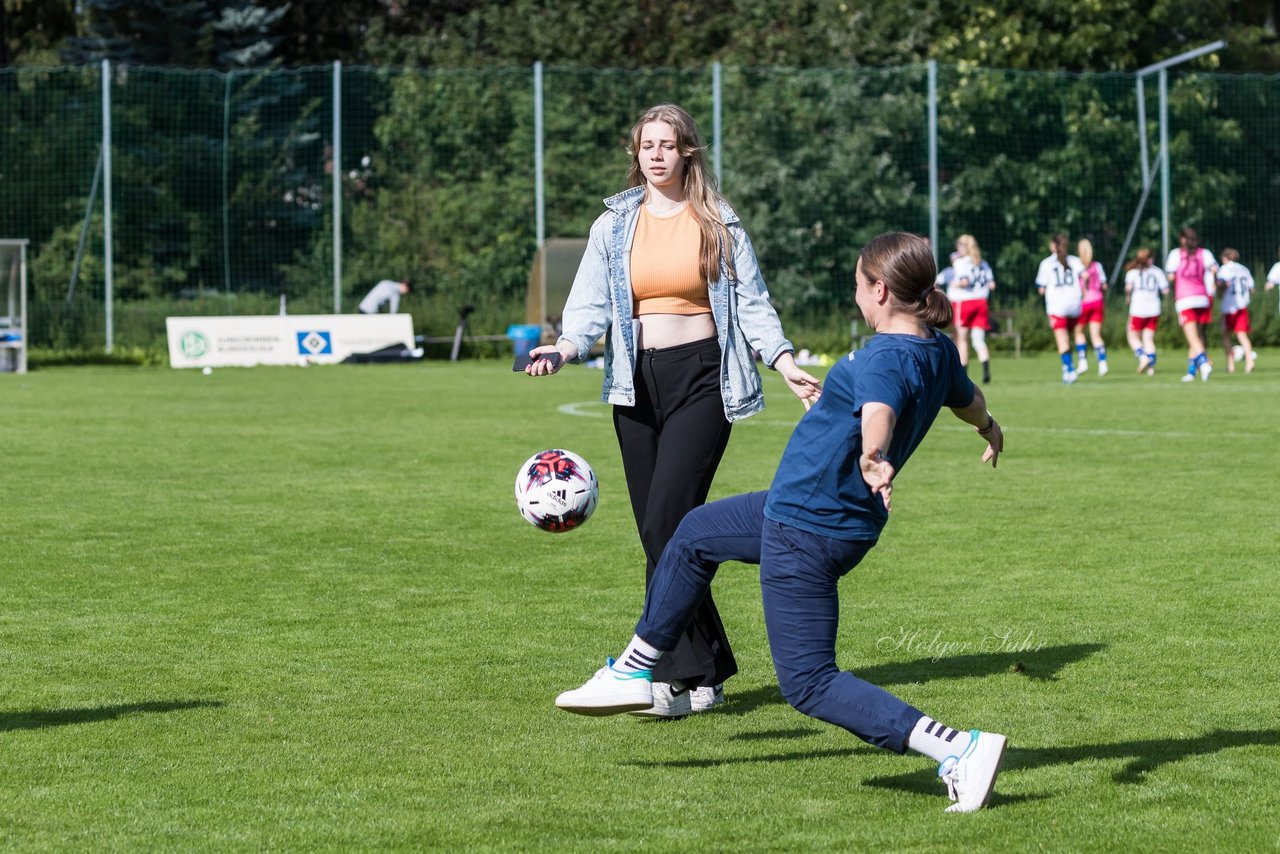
[558,401,608,418]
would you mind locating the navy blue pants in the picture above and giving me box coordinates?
[635,491,924,753]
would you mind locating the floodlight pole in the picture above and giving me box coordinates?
[1112,41,1225,285]
[1139,41,1224,262]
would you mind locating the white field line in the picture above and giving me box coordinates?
[556,401,1266,439]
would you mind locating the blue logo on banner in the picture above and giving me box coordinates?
[297,331,333,355]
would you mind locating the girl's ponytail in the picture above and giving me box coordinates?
[921,287,953,328]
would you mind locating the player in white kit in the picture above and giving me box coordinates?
[1123,248,1167,375]
[1036,232,1086,384]
[947,235,996,384]
[1215,248,1256,373]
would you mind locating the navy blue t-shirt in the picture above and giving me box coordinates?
[764,330,975,541]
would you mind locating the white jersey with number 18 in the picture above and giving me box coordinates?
[1036,254,1085,317]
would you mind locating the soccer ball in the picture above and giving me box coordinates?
[514,449,599,532]
[1231,345,1245,362]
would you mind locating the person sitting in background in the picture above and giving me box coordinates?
[359,278,412,314]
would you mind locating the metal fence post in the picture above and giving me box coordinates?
[1159,67,1169,263]
[534,61,545,249]
[927,60,938,261]
[102,59,113,353]
[223,70,232,297]
[712,62,722,186]
[333,60,343,313]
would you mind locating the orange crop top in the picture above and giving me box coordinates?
[630,205,712,315]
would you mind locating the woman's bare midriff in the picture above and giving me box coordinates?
[635,312,716,350]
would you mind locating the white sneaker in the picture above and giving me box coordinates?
[1062,370,1077,384]
[555,658,654,716]
[1199,361,1213,381]
[690,684,726,713]
[629,681,692,718]
[938,729,1008,813]
[1077,359,1089,374]
[1097,360,1109,376]
[1181,373,1196,383]
[1136,353,1151,374]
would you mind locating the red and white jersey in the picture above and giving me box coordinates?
[1036,254,1085,317]
[949,257,994,302]
[1125,265,1167,318]
[1164,247,1218,310]
[1081,262,1107,303]
[1217,261,1254,313]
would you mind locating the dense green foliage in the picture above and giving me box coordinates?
[5,62,1279,352]
[8,0,1280,72]
[2,358,1278,847]
[3,3,1280,353]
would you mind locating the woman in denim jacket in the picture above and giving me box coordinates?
[526,104,821,716]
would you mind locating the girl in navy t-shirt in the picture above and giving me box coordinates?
[554,233,1009,813]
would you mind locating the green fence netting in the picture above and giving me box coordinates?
[2,63,1278,352]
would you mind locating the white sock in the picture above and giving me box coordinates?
[614,635,664,675]
[908,716,973,763]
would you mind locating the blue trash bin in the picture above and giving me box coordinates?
[506,324,542,359]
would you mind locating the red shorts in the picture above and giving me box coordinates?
[1223,309,1251,334]
[1180,306,1213,326]
[1050,314,1080,331]
[1129,316,1159,332]
[951,299,990,330]
[1079,301,1105,325]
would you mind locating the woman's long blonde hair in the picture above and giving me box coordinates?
[956,234,982,266]
[1078,238,1095,267]
[626,104,734,284]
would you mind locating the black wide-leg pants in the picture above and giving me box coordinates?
[612,336,738,689]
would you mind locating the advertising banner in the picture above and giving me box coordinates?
[166,314,414,368]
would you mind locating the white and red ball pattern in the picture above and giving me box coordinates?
[514,449,599,532]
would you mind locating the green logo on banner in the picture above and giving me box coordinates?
[180,331,209,358]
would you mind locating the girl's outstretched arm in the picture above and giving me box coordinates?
[950,386,1003,468]
[860,403,897,510]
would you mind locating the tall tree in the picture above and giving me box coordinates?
[62,0,285,68]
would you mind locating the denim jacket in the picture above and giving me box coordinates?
[558,186,794,422]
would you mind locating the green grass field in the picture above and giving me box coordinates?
[3,352,1279,850]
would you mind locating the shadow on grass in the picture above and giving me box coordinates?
[0,700,224,733]
[622,747,869,769]
[721,643,1107,717]
[729,728,822,742]
[622,728,1280,811]
[862,729,1280,798]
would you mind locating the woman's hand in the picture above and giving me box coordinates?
[524,341,579,377]
[772,352,823,410]
[977,416,1003,468]
[859,446,896,510]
